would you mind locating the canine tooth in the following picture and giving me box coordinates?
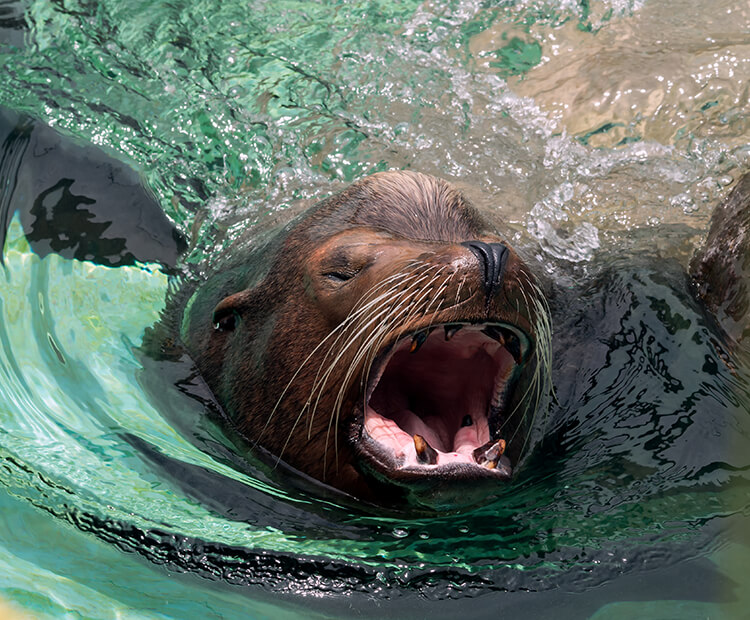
[461,415,473,427]
[410,331,428,353]
[413,434,438,465]
[444,324,462,341]
[481,325,505,345]
[472,438,506,467]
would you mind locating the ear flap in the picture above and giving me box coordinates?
[212,291,251,332]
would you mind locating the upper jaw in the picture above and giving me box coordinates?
[349,320,531,494]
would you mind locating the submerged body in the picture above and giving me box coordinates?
[0,109,747,516]
[152,170,750,510]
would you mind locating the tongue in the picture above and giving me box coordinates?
[363,324,518,468]
[390,409,447,451]
[453,424,486,453]
[364,405,493,468]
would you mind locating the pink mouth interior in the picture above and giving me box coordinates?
[364,325,516,469]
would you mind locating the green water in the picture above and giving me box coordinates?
[1,0,750,618]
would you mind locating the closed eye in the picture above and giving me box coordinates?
[323,270,357,283]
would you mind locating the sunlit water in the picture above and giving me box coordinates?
[1,0,750,618]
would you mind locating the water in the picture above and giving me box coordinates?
[1,0,749,617]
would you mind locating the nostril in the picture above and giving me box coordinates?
[461,240,509,298]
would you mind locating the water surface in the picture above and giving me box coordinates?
[1,0,749,618]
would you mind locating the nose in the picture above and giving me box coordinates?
[461,240,509,298]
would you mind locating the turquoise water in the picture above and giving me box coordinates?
[1,0,750,617]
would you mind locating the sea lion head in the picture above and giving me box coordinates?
[180,171,551,510]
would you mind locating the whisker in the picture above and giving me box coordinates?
[312,267,440,422]
[269,269,426,465]
[323,265,446,474]
[316,264,443,475]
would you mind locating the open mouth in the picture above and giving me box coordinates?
[354,322,529,483]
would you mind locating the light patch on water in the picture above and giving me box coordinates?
[0,216,317,552]
[528,183,602,262]
[508,0,750,150]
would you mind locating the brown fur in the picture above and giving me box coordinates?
[170,171,544,499]
[690,172,750,344]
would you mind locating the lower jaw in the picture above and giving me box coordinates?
[350,429,513,511]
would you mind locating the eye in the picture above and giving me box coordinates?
[315,241,376,287]
[213,307,239,332]
[323,269,358,283]
[211,291,249,333]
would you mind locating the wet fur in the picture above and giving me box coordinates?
[151,171,550,500]
[690,172,750,345]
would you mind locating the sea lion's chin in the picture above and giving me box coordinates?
[349,321,530,510]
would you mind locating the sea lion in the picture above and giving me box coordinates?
[0,106,186,271]
[164,171,552,507]
[690,172,750,346]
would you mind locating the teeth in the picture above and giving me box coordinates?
[490,389,503,409]
[413,434,438,464]
[410,331,428,353]
[481,325,505,345]
[491,390,503,408]
[444,324,462,341]
[472,438,506,468]
[415,323,522,364]
[490,369,509,408]
[461,415,473,427]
